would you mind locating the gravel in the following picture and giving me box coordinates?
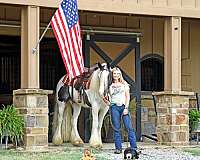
[105,147,200,160]
[137,148,200,160]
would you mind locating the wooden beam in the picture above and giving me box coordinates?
[1,0,200,18]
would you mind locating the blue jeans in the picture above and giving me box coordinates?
[110,104,137,151]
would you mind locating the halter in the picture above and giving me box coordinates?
[98,63,112,96]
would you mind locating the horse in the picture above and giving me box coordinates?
[52,63,112,148]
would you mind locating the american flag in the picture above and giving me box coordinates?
[51,0,84,82]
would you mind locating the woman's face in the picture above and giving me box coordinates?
[112,70,121,81]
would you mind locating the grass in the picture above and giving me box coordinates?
[0,148,114,160]
[0,150,82,160]
[184,148,200,156]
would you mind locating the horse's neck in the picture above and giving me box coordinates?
[89,70,100,91]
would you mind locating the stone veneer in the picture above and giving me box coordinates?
[141,95,157,141]
[153,91,194,146]
[13,89,53,150]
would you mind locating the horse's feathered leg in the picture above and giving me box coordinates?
[98,105,109,147]
[70,103,84,146]
[89,104,101,148]
[52,101,65,145]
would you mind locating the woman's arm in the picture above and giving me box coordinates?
[123,84,130,115]
[125,84,130,108]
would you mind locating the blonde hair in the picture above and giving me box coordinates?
[111,67,127,84]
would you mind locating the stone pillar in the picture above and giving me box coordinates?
[21,6,40,88]
[13,89,53,150]
[153,91,194,146]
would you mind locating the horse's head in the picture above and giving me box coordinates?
[98,63,112,97]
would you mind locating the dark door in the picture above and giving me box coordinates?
[0,36,21,107]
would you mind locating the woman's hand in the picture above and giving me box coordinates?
[103,96,110,106]
[123,108,129,115]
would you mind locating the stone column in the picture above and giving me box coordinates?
[153,91,194,146]
[13,89,53,150]
[156,16,193,146]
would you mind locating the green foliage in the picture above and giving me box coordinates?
[189,109,200,131]
[0,104,24,144]
[184,148,200,156]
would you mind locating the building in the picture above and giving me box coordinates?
[0,0,200,149]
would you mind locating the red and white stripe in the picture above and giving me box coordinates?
[51,6,84,82]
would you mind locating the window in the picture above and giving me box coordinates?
[141,54,164,91]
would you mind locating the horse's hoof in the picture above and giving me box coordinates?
[52,138,63,145]
[72,140,84,147]
[90,144,103,149]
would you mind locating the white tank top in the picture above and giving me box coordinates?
[109,83,129,106]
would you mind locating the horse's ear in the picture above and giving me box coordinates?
[107,62,111,69]
[97,62,103,70]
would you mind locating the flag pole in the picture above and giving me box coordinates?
[32,21,51,54]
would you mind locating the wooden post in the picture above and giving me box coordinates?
[164,16,181,91]
[21,6,40,88]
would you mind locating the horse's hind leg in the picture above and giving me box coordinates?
[71,103,84,146]
[52,101,65,145]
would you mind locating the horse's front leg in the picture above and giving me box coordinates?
[98,105,109,147]
[89,104,101,148]
[71,103,84,146]
[52,101,65,145]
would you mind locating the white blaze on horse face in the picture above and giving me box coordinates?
[98,69,109,97]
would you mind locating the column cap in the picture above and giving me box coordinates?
[152,91,194,96]
[13,89,53,95]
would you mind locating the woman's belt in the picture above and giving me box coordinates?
[111,103,124,106]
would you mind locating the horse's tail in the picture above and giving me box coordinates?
[52,75,72,144]
[52,94,73,144]
[62,101,72,142]
[52,99,58,136]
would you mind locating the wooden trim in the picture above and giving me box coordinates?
[1,0,200,18]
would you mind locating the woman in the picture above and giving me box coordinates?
[104,67,138,158]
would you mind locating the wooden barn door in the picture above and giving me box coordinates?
[83,33,142,141]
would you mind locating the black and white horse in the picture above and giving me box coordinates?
[52,63,112,148]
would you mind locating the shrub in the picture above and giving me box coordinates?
[188,109,200,131]
[0,104,24,147]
